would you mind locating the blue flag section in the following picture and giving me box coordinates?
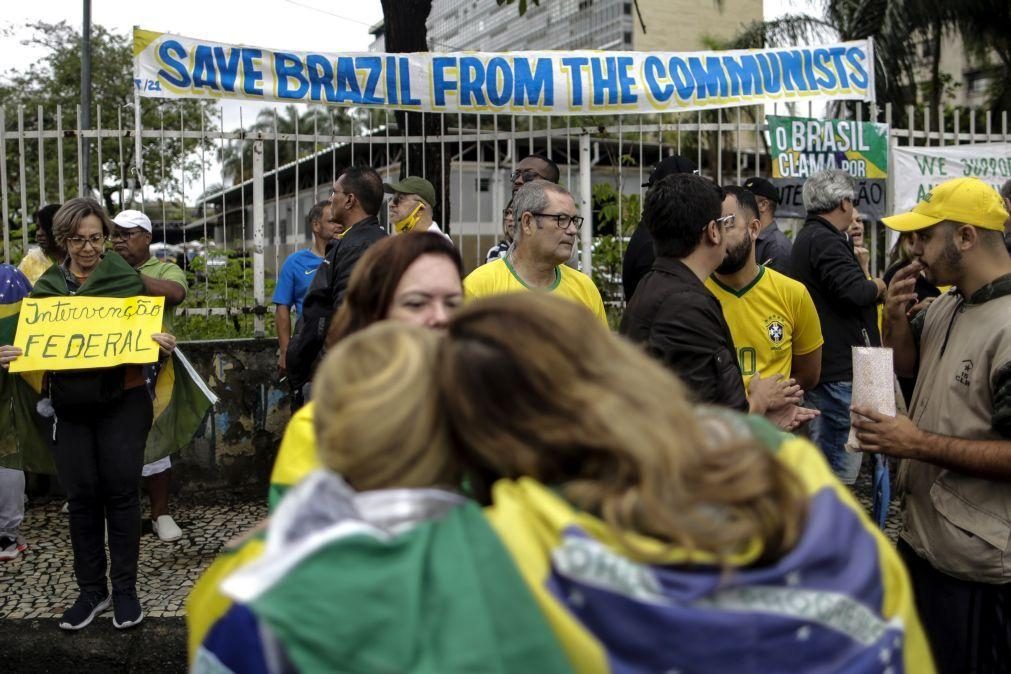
[134,28,875,115]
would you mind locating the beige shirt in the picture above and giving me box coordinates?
[899,288,1011,583]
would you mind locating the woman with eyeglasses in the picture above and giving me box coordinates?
[0,197,175,631]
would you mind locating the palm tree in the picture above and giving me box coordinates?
[219,105,363,184]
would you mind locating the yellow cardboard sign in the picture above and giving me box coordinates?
[9,296,166,372]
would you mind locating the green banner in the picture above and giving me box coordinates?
[768,116,888,179]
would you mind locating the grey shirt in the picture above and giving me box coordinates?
[755,221,793,276]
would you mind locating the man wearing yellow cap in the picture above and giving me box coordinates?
[851,177,1011,673]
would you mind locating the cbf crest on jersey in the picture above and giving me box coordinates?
[764,314,787,350]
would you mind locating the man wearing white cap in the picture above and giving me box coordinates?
[112,209,187,542]
[851,177,1011,673]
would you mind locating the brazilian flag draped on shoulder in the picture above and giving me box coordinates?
[0,252,216,472]
[189,410,934,674]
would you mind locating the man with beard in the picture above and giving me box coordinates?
[706,186,823,395]
[853,176,1011,674]
[790,169,886,485]
[620,175,812,427]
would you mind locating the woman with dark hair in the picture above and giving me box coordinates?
[326,230,463,345]
[0,197,175,631]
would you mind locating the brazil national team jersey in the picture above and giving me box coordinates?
[705,266,823,389]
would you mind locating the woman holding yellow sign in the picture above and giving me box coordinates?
[0,197,176,632]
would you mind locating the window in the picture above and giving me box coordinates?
[476,178,490,192]
[624,31,632,45]
[624,2,631,15]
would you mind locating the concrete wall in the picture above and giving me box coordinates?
[173,338,290,492]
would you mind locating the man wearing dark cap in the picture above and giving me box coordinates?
[621,155,698,300]
[384,176,450,239]
[743,176,793,275]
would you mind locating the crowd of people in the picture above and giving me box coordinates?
[1,151,1010,673]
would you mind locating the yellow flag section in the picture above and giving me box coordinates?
[482,434,934,674]
[10,295,165,372]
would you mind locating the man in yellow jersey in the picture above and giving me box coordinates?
[706,186,824,396]
[464,181,607,324]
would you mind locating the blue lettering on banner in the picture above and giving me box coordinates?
[157,40,191,88]
[724,55,759,96]
[213,47,241,93]
[514,58,554,107]
[241,49,264,96]
[486,57,513,107]
[357,57,383,105]
[399,57,421,105]
[845,47,869,88]
[643,56,673,103]
[459,57,486,106]
[432,57,456,107]
[386,55,399,105]
[192,45,218,90]
[335,57,362,104]
[688,56,728,99]
[831,49,851,88]
[591,57,620,106]
[755,52,781,95]
[669,57,695,101]
[275,52,308,99]
[561,57,589,106]
[305,54,336,102]
[617,56,637,104]
[779,51,809,92]
[812,48,836,89]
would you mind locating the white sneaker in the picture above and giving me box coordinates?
[152,515,182,542]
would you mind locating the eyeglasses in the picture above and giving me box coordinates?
[109,229,146,242]
[66,234,106,250]
[531,212,584,230]
[714,214,736,228]
[390,193,420,206]
[510,169,547,183]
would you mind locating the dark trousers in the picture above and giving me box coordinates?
[49,387,153,595]
[898,539,1011,674]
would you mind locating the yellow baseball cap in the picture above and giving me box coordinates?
[882,177,1009,232]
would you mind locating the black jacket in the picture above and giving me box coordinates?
[619,257,748,411]
[285,216,387,388]
[790,214,880,383]
[754,221,793,275]
[621,223,654,302]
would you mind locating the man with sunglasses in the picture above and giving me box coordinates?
[510,154,560,195]
[464,181,606,324]
[111,209,188,543]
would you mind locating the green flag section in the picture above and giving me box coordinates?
[193,418,935,674]
[0,252,216,472]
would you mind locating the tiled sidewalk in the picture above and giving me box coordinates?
[0,489,266,621]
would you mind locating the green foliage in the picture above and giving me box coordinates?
[219,105,364,184]
[590,183,640,308]
[0,21,216,222]
[173,248,277,341]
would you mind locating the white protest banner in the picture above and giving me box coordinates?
[892,143,1011,211]
[133,28,875,116]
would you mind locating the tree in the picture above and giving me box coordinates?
[379,0,452,231]
[219,104,362,184]
[0,21,216,224]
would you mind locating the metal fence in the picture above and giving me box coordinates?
[2,102,1009,335]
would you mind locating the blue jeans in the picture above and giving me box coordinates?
[806,381,862,485]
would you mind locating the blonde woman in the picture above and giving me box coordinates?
[436,293,934,673]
